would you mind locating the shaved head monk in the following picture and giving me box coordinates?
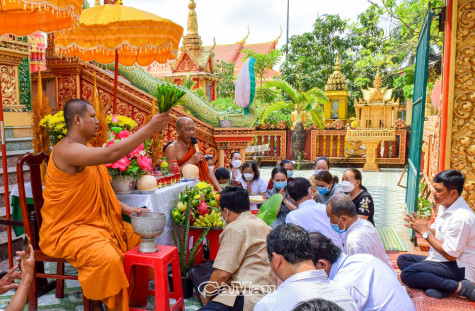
[39,99,170,311]
[164,117,222,191]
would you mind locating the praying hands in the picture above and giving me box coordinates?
[404,211,430,235]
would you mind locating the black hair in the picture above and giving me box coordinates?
[433,169,465,195]
[204,155,213,162]
[314,157,330,169]
[219,186,250,213]
[344,168,367,191]
[315,171,339,186]
[280,159,293,168]
[241,161,260,181]
[63,99,93,130]
[287,177,311,202]
[215,167,230,180]
[328,193,357,217]
[230,151,242,168]
[308,232,342,266]
[266,224,314,264]
[271,166,287,180]
[292,299,344,311]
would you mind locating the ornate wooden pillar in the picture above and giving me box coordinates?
[445,0,475,210]
[47,59,82,108]
[213,128,254,168]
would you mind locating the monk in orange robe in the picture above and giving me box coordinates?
[164,117,222,191]
[39,99,170,311]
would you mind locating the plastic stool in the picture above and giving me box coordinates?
[124,245,184,311]
[188,228,223,264]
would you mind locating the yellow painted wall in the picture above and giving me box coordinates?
[4,112,32,126]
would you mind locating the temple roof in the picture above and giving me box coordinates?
[325,53,348,92]
[360,67,394,104]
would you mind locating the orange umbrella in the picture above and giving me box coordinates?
[0,0,82,269]
[54,2,183,113]
[0,0,82,36]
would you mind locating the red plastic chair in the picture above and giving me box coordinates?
[17,152,91,310]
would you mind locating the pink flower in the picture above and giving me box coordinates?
[105,140,115,148]
[112,115,119,124]
[128,143,144,159]
[137,155,152,172]
[117,130,129,139]
[111,156,131,172]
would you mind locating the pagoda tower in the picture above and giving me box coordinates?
[324,53,348,124]
[166,0,218,101]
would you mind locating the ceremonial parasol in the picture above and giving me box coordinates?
[54,1,183,113]
[0,0,82,268]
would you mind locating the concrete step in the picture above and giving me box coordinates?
[4,126,32,139]
[0,184,17,207]
[0,149,34,169]
[0,165,30,188]
[5,137,32,152]
[0,231,23,261]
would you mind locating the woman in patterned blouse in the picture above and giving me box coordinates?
[341,168,375,226]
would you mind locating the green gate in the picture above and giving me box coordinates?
[406,4,433,223]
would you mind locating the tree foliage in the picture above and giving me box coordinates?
[214,60,235,99]
[281,0,443,116]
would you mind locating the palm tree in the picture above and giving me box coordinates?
[261,80,328,159]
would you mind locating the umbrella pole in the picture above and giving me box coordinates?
[113,49,119,115]
[0,88,13,269]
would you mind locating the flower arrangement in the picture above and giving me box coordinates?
[106,115,137,131]
[105,115,152,179]
[171,182,224,228]
[39,111,67,145]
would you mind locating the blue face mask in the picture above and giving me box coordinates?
[314,169,322,176]
[317,186,330,195]
[330,217,346,233]
[287,171,293,178]
[274,181,287,189]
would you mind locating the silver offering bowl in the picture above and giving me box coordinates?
[131,211,166,253]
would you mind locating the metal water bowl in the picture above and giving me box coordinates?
[131,211,166,253]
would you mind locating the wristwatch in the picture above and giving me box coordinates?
[422,231,431,239]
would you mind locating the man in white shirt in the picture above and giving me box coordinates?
[254,224,357,311]
[326,194,393,270]
[399,170,475,301]
[309,232,415,311]
[285,178,344,249]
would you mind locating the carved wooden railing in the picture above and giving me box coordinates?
[311,130,347,159]
[251,130,287,162]
[422,115,440,180]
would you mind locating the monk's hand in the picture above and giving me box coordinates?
[191,151,204,164]
[122,205,149,217]
[0,264,20,294]
[150,111,170,133]
[404,211,429,235]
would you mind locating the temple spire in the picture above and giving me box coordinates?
[187,0,198,35]
[334,52,341,72]
[373,65,382,89]
[325,52,347,92]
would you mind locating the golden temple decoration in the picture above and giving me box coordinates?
[324,52,349,123]
[237,26,250,45]
[447,0,475,210]
[187,0,198,35]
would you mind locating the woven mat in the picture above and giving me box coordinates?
[377,226,407,252]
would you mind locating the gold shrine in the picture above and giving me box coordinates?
[347,68,399,171]
[324,53,348,123]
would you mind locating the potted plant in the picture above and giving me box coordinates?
[39,111,67,146]
[105,115,152,193]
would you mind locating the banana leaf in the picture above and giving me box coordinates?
[256,194,283,226]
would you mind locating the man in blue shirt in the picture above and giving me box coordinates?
[309,232,415,311]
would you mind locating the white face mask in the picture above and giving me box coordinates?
[243,173,254,181]
[222,209,229,224]
[219,183,228,189]
[231,160,242,168]
[340,180,355,193]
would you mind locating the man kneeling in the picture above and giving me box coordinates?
[398,170,475,301]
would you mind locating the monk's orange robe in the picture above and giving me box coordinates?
[177,143,210,183]
[39,147,141,310]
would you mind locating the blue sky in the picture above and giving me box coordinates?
[129,0,372,49]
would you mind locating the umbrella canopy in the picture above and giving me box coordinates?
[0,0,82,36]
[54,4,183,66]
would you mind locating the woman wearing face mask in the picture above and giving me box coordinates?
[236,161,267,210]
[265,166,297,228]
[341,168,375,226]
[267,159,294,190]
[214,167,230,190]
[314,171,344,204]
[229,151,243,181]
[309,157,339,197]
